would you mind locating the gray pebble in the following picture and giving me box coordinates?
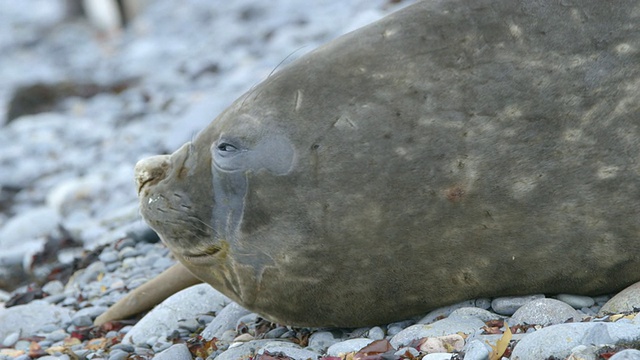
[78,261,106,284]
[201,302,249,341]
[42,280,65,295]
[98,250,119,264]
[264,327,288,339]
[610,349,640,360]
[118,246,138,259]
[152,343,192,360]
[177,318,201,332]
[152,340,173,353]
[110,343,135,352]
[326,338,374,356]
[45,330,68,342]
[107,349,130,360]
[450,307,501,323]
[75,306,108,319]
[258,343,321,360]
[390,316,486,348]
[556,294,596,309]
[464,339,490,360]
[510,322,640,360]
[367,326,385,340]
[419,300,480,324]
[307,331,339,352]
[510,298,581,326]
[125,284,230,345]
[2,331,20,347]
[71,315,93,327]
[43,293,67,304]
[491,294,545,315]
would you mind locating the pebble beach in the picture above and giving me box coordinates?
[2,1,640,359]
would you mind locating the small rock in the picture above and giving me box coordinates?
[491,294,545,315]
[510,298,581,325]
[510,322,640,360]
[326,338,375,357]
[75,306,108,319]
[201,302,250,341]
[2,331,20,347]
[464,339,490,360]
[450,307,501,323]
[107,348,130,360]
[257,342,321,360]
[599,281,640,316]
[0,301,72,341]
[367,326,385,340]
[390,316,485,348]
[264,326,288,339]
[45,329,68,342]
[556,294,596,309]
[42,280,65,295]
[71,315,93,327]
[422,354,454,360]
[123,284,230,345]
[152,343,192,360]
[419,334,464,353]
[307,331,339,352]
[215,340,278,360]
[610,349,640,360]
[98,250,119,264]
[419,300,480,324]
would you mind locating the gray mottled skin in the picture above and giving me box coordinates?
[130,0,639,327]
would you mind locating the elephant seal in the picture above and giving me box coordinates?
[98,0,640,327]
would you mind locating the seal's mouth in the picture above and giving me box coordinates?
[182,243,226,265]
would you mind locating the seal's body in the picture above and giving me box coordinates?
[131,0,639,327]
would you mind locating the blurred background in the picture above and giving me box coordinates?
[0,0,413,294]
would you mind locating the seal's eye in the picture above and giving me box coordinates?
[217,143,238,153]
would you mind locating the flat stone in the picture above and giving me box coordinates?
[201,302,251,341]
[491,295,545,315]
[0,301,72,341]
[556,294,596,309]
[599,281,640,315]
[123,284,230,345]
[257,342,321,360]
[152,343,192,360]
[510,322,640,360]
[610,349,640,360]
[510,298,581,325]
[326,338,375,357]
[391,315,485,348]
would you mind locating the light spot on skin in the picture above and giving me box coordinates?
[597,166,619,179]
[395,147,408,156]
[294,90,303,112]
[563,128,583,142]
[615,43,632,54]
[512,176,539,199]
[333,115,357,130]
[382,28,397,38]
[508,23,522,39]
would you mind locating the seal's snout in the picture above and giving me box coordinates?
[134,155,171,195]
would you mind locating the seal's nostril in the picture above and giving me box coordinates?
[134,155,171,194]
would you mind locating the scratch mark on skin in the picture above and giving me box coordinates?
[333,114,357,130]
[295,90,303,112]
